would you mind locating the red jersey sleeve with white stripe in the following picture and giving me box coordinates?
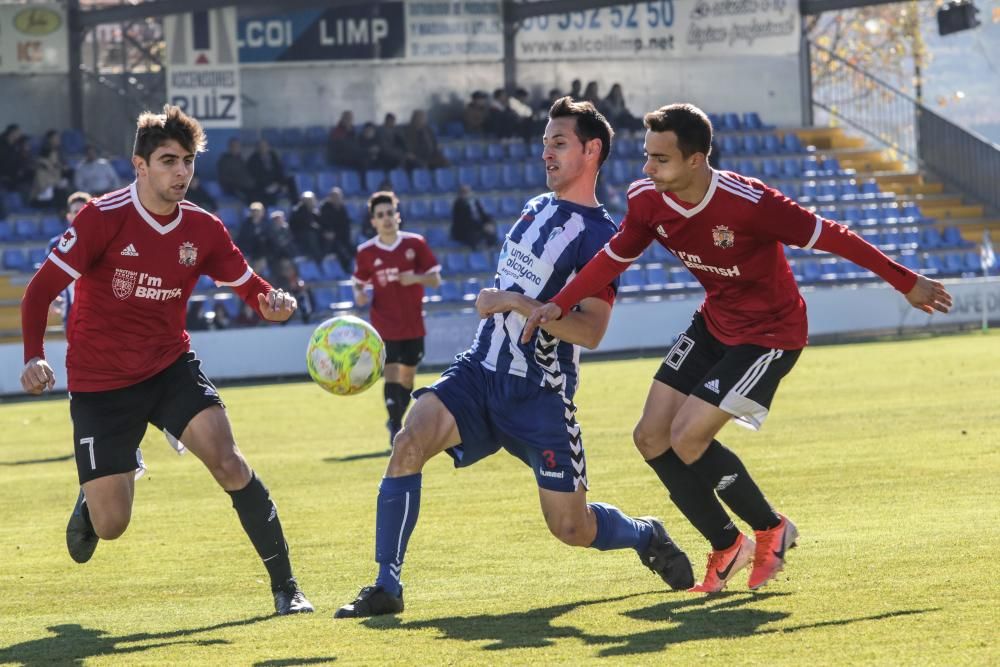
[755,185,918,293]
[21,260,74,362]
[549,182,657,314]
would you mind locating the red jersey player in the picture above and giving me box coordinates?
[353,190,441,447]
[523,103,952,593]
[18,105,313,616]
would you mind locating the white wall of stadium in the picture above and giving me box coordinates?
[1,279,996,397]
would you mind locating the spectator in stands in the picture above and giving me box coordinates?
[217,137,256,203]
[236,202,272,265]
[377,113,415,171]
[290,191,323,260]
[248,139,296,206]
[463,91,490,135]
[7,135,36,201]
[403,109,448,169]
[568,79,583,100]
[486,89,519,138]
[185,300,210,331]
[538,88,562,115]
[319,186,355,273]
[357,122,384,170]
[0,124,25,190]
[233,301,260,328]
[266,210,298,269]
[186,175,218,211]
[583,81,601,107]
[327,111,365,169]
[31,130,70,209]
[208,301,231,330]
[73,145,119,196]
[273,258,315,324]
[602,83,640,131]
[451,184,496,250]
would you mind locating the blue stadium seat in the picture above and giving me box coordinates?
[431,198,451,220]
[468,251,491,273]
[478,196,498,217]
[881,230,902,250]
[523,162,544,186]
[901,202,922,221]
[440,281,462,302]
[27,246,47,267]
[239,128,259,145]
[301,150,323,171]
[500,163,524,190]
[819,157,841,176]
[479,164,500,191]
[919,227,943,249]
[0,221,10,242]
[40,216,63,239]
[261,127,282,147]
[342,170,365,196]
[294,173,316,195]
[881,203,901,223]
[443,121,465,138]
[779,181,800,199]
[761,158,781,179]
[457,164,480,189]
[283,152,303,173]
[112,157,134,179]
[898,252,920,272]
[2,248,27,271]
[781,157,801,178]
[499,196,522,217]
[411,168,433,193]
[841,206,861,226]
[462,277,481,300]
[364,169,387,191]
[838,180,859,201]
[816,181,838,203]
[964,251,984,273]
[314,171,337,194]
[743,112,771,131]
[444,252,468,273]
[645,264,668,289]
[486,143,505,161]
[433,167,457,193]
[761,134,781,155]
[943,252,964,275]
[721,135,741,156]
[195,274,215,291]
[426,226,450,247]
[799,181,817,201]
[464,143,485,163]
[322,255,347,280]
[860,179,881,199]
[216,207,241,230]
[337,282,355,305]
[507,142,528,160]
[614,136,637,158]
[61,128,86,154]
[619,265,645,292]
[721,113,741,131]
[738,159,759,177]
[801,156,820,177]
[312,287,336,311]
[13,218,39,241]
[305,125,327,145]
[4,190,25,213]
[608,159,629,185]
[295,258,322,282]
[742,135,762,155]
[408,198,431,221]
[441,144,463,164]
[280,127,304,148]
[942,226,969,248]
[858,204,881,225]
[783,133,804,153]
[388,168,411,194]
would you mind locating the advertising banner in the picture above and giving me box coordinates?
[515,0,800,62]
[406,0,503,62]
[165,8,242,129]
[237,3,405,63]
[0,4,68,74]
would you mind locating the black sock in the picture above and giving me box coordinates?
[227,473,293,591]
[688,440,781,532]
[384,382,406,433]
[646,450,740,550]
[399,384,413,417]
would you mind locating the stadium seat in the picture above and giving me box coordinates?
[841,206,861,226]
[431,198,451,220]
[312,287,336,311]
[314,171,338,194]
[389,169,412,194]
[919,227,943,250]
[261,127,282,147]
[486,143,505,161]
[408,198,431,221]
[321,255,347,280]
[479,164,500,191]
[507,142,528,160]
[898,252,920,272]
[441,144,463,164]
[619,265,645,292]
[780,157,801,178]
[337,282,355,305]
[457,165,480,190]
[614,136,637,159]
[444,252,469,273]
[61,128,86,154]
[433,167,457,194]
[426,226,450,247]
[13,218,39,241]
[295,258,322,282]
[40,216,63,239]
[523,162,544,185]
[27,246,47,268]
[819,157,841,176]
[2,248,27,271]
[721,135,741,156]
[411,168,433,193]
[964,251,984,273]
[500,163,524,190]
[280,127,304,148]
[761,158,781,179]
[738,159,759,177]
[466,251,489,273]
[943,252,964,275]
[742,135,762,155]
[339,170,363,197]
[440,281,462,302]
[645,264,668,289]
[942,226,970,248]
[478,195,498,217]
[294,173,316,195]
[499,196,522,217]
[305,125,327,145]
[462,277,481,300]
[0,221,10,242]
[216,207,241,230]
[799,181,817,201]
[721,113,741,131]
[761,133,782,155]
[782,133,804,153]
[364,169,387,191]
[464,143,485,163]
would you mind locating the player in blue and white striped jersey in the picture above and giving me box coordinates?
[336,98,694,619]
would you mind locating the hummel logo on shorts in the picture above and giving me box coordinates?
[120,243,139,256]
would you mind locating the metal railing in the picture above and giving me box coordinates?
[809,40,1000,214]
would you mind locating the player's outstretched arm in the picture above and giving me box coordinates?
[521,303,563,343]
[905,274,953,314]
[477,288,610,348]
[20,357,56,395]
[257,288,297,322]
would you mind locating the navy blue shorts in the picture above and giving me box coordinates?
[413,357,588,492]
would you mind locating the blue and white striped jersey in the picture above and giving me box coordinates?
[462,193,619,399]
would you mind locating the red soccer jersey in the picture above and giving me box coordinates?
[353,232,440,340]
[43,183,259,391]
[551,171,917,349]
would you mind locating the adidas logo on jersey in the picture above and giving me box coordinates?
[704,378,720,394]
[120,243,139,257]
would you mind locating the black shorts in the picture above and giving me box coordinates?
[384,337,424,366]
[69,351,224,484]
[653,313,801,430]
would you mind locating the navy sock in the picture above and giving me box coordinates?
[689,440,780,532]
[374,473,421,596]
[588,502,653,553]
[227,473,293,590]
[646,449,740,551]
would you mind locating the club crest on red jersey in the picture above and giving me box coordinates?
[712,225,735,249]
[178,241,198,266]
[405,248,416,261]
[112,268,138,300]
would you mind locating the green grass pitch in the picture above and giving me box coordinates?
[1,332,997,665]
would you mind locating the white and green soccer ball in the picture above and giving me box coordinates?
[306,316,386,395]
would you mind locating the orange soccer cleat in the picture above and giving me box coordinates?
[748,514,799,590]
[689,532,755,593]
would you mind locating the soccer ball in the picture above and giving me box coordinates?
[306,316,385,395]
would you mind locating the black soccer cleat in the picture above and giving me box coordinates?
[637,516,694,591]
[273,579,315,616]
[334,585,404,618]
[66,488,99,564]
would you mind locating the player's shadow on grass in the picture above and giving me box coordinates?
[364,591,939,657]
[254,659,337,666]
[0,453,73,466]
[0,615,273,666]
[322,450,391,463]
